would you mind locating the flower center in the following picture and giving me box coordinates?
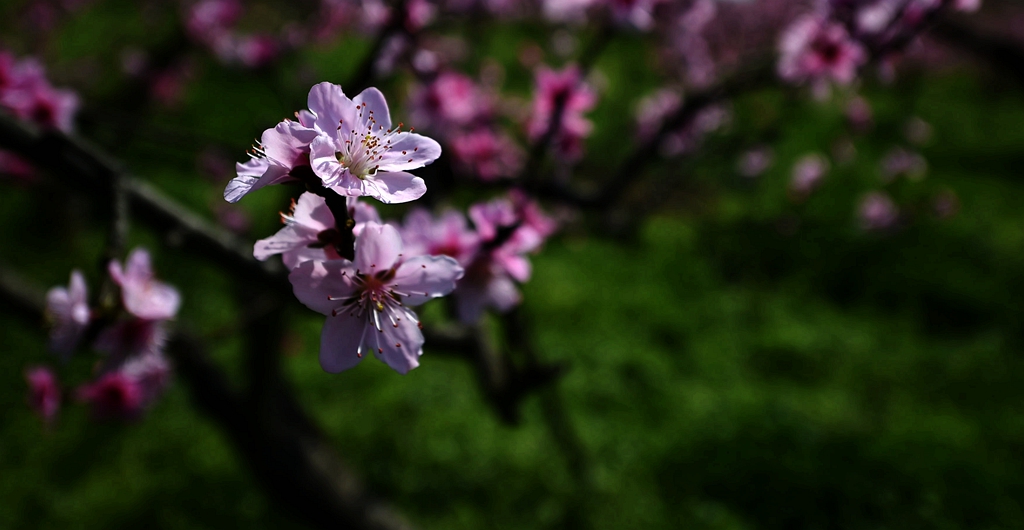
[326,267,420,359]
[332,103,416,180]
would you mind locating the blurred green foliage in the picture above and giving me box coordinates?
[2,1,1024,529]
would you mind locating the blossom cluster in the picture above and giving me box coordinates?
[185,0,281,68]
[777,0,982,90]
[410,71,524,181]
[0,49,78,180]
[230,82,556,375]
[30,249,178,424]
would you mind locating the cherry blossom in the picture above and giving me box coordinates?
[778,15,866,87]
[109,248,181,321]
[400,208,481,265]
[789,153,829,199]
[25,366,61,424]
[736,146,774,178]
[1,80,79,132]
[527,65,597,160]
[76,350,171,421]
[224,116,319,203]
[0,53,78,133]
[77,371,145,420]
[410,72,486,131]
[289,223,463,374]
[880,147,927,182]
[450,129,523,180]
[607,0,662,30]
[307,82,442,204]
[186,0,242,47]
[45,270,90,358]
[858,191,899,231]
[120,351,173,407]
[448,196,555,323]
[254,192,381,269]
[96,248,180,361]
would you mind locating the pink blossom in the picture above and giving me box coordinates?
[509,190,558,250]
[789,153,829,198]
[96,249,179,361]
[452,196,552,323]
[255,193,340,268]
[635,89,682,141]
[410,72,485,131]
[307,82,442,204]
[856,0,900,34]
[0,66,78,132]
[450,129,523,181]
[527,65,597,160]
[45,270,90,358]
[455,255,524,323]
[606,0,662,30]
[109,248,181,321]
[25,366,61,424]
[880,147,927,182]
[224,115,319,203]
[954,0,980,12]
[0,55,45,92]
[120,351,172,406]
[234,34,280,68]
[405,0,437,30]
[289,223,464,374]
[348,196,383,233]
[858,191,899,231]
[77,371,145,420]
[736,146,774,178]
[778,15,866,86]
[543,0,595,23]
[673,0,717,86]
[400,208,481,265]
[254,192,380,268]
[186,0,242,46]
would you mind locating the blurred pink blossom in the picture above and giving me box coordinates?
[737,146,774,178]
[45,270,90,358]
[789,153,830,198]
[858,191,899,231]
[778,15,866,87]
[527,65,597,160]
[77,371,145,420]
[410,72,486,131]
[450,129,523,181]
[880,147,927,182]
[25,366,61,424]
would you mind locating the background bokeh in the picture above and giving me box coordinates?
[2,0,1024,528]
